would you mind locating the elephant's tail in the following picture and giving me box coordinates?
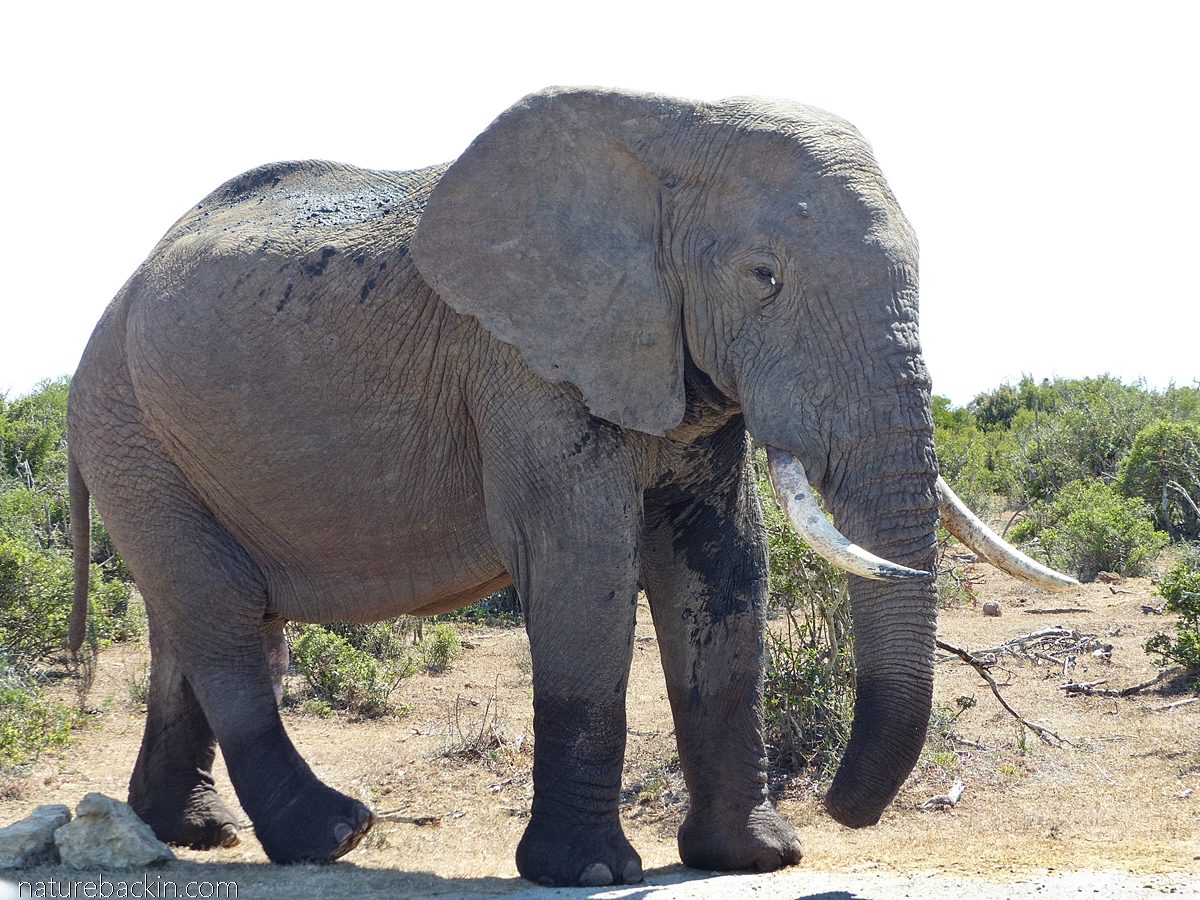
[68,449,89,653]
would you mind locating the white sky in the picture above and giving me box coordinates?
[1,1,1196,407]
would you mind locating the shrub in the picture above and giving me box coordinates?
[1117,420,1200,540]
[754,453,854,776]
[420,623,461,673]
[1144,549,1200,673]
[324,618,419,662]
[0,669,80,766]
[1040,480,1167,581]
[1003,376,1174,502]
[290,624,402,718]
[0,540,133,661]
[969,383,1021,432]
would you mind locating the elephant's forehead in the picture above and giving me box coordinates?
[701,143,906,244]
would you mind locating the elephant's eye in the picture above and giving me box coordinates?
[752,265,776,286]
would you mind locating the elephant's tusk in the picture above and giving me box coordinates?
[766,447,930,582]
[937,477,1080,591]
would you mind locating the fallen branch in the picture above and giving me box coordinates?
[1023,607,1092,614]
[937,639,1074,747]
[949,734,990,751]
[921,778,965,810]
[1059,679,1108,693]
[1155,697,1200,712]
[1059,667,1183,697]
[971,627,1074,657]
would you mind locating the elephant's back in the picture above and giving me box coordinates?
[152,159,450,257]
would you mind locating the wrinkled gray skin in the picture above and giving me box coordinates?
[67,87,938,886]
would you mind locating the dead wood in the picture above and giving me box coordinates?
[936,640,1074,747]
[1059,667,1184,697]
[1023,607,1093,614]
[921,778,965,810]
[1155,697,1200,712]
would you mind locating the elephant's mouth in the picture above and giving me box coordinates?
[764,446,1078,592]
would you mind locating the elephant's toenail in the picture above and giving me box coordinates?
[333,823,353,844]
[622,859,643,883]
[579,863,613,886]
[753,853,782,873]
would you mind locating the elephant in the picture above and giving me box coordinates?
[66,86,1075,886]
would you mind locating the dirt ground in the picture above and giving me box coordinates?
[3,553,1198,896]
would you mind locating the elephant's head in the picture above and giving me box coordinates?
[411,87,1073,827]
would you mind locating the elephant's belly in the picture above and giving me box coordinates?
[260,549,508,628]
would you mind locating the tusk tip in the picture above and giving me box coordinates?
[866,563,931,582]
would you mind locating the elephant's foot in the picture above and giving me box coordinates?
[678,802,803,872]
[516,817,643,887]
[254,783,374,864]
[130,782,241,850]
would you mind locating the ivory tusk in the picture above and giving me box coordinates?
[766,447,929,582]
[937,476,1079,591]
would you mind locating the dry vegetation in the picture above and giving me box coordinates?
[2,561,1198,896]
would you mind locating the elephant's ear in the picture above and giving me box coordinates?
[411,87,689,436]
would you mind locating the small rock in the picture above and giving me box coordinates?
[1098,571,1123,584]
[0,804,72,868]
[982,600,1002,617]
[54,793,175,869]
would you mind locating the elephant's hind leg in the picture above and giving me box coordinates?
[128,634,240,849]
[82,440,371,860]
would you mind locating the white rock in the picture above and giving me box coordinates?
[982,600,1002,617]
[0,805,71,868]
[54,793,175,869]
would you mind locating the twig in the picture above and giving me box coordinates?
[1059,679,1108,693]
[921,778,965,810]
[949,735,990,751]
[1059,667,1183,697]
[937,640,1074,747]
[1032,651,1067,667]
[1155,697,1200,712]
[1023,607,1092,614]
[972,628,1074,656]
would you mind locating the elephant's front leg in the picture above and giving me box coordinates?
[642,439,803,872]
[485,459,644,885]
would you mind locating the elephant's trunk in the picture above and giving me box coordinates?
[821,449,939,827]
[765,450,1077,825]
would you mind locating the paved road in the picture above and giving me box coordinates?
[3,868,1195,899]
[495,868,1196,900]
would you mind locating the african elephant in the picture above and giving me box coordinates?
[66,86,1074,886]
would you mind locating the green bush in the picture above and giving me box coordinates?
[1005,516,1039,544]
[324,619,419,662]
[1002,376,1178,503]
[1040,480,1167,581]
[1144,549,1200,673]
[420,623,461,673]
[755,453,854,776]
[0,540,133,662]
[290,625,404,717]
[969,383,1021,432]
[1117,421,1200,540]
[0,669,80,766]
